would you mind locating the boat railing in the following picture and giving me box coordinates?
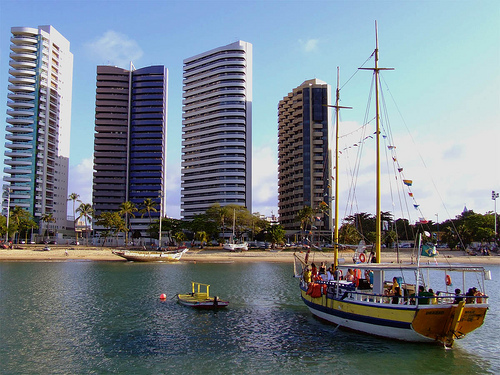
[310,280,488,306]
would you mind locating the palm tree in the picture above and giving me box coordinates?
[9,206,29,244]
[296,206,315,242]
[76,203,93,246]
[68,193,81,243]
[41,213,56,241]
[140,198,158,242]
[119,201,137,246]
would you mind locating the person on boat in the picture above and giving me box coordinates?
[417,285,433,305]
[466,287,478,303]
[391,277,400,293]
[345,269,355,282]
[453,288,463,304]
[319,262,326,275]
[392,286,402,304]
[311,263,318,277]
[428,288,437,304]
[303,266,312,284]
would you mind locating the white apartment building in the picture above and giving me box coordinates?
[4,26,73,234]
[181,41,252,220]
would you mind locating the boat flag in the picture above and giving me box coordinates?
[398,168,403,172]
[421,244,438,257]
[392,157,397,162]
[414,204,419,209]
[408,192,413,197]
[417,218,428,224]
[388,145,396,149]
[403,180,412,186]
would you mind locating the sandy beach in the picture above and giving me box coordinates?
[1,245,499,265]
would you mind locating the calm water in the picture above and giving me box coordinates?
[1,261,499,374]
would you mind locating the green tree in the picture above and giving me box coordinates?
[296,206,315,241]
[95,211,125,246]
[265,225,285,248]
[9,206,30,243]
[76,203,93,246]
[119,201,137,246]
[194,231,208,248]
[40,213,56,241]
[68,193,81,242]
[140,198,158,241]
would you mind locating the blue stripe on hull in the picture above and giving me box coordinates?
[301,296,412,330]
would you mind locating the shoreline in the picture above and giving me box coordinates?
[1,246,499,265]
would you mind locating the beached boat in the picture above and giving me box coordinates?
[223,242,248,252]
[295,22,490,347]
[112,247,188,262]
[177,282,229,309]
[223,209,248,251]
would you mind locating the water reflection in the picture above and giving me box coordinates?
[0,262,498,374]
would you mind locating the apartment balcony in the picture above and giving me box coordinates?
[9,59,36,70]
[6,134,33,142]
[8,84,35,93]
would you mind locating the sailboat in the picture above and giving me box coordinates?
[295,22,489,347]
[223,209,248,251]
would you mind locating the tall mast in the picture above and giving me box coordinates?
[374,22,382,264]
[360,21,393,263]
[328,68,351,267]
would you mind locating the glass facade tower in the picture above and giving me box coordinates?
[3,25,73,233]
[92,65,168,236]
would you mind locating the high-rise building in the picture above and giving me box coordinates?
[92,64,168,236]
[278,79,332,233]
[4,26,73,234]
[181,41,252,220]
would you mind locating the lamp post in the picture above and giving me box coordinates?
[4,186,10,243]
[493,191,499,238]
[435,213,439,245]
[158,190,163,248]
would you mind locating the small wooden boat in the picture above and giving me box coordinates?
[177,282,229,309]
[112,247,188,262]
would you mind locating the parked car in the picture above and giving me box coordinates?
[70,241,79,245]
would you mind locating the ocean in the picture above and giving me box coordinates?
[1,261,499,374]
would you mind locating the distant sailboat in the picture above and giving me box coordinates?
[223,209,248,251]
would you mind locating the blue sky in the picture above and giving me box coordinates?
[0,0,499,223]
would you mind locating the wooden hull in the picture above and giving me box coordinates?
[113,248,187,262]
[177,295,229,309]
[300,287,487,346]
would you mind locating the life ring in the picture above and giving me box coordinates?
[359,253,366,263]
[445,274,452,286]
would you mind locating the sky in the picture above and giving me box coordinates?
[0,0,499,225]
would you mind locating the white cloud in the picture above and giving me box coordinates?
[298,38,319,53]
[85,30,143,68]
[67,157,93,214]
[252,145,278,216]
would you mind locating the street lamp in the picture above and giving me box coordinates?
[435,213,439,245]
[493,190,499,237]
[4,186,10,243]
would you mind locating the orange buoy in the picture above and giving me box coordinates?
[160,293,167,300]
[359,253,366,263]
[445,274,452,286]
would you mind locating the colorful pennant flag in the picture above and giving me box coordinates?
[403,180,413,186]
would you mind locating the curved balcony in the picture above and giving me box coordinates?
[9,76,36,85]
[6,108,34,117]
[6,134,33,142]
[4,167,32,175]
[11,35,38,44]
[9,60,37,69]
[4,151,32,158]
[9,68,36,77]
[5,160,32,167]
[6,126,34,134]
[3,176,31,183]
[5,142,33,150]
[6,118,33,126]
[7,92,35,101]
[11,44,37,54]
[9,52,37,61]
[8,84,35,93]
